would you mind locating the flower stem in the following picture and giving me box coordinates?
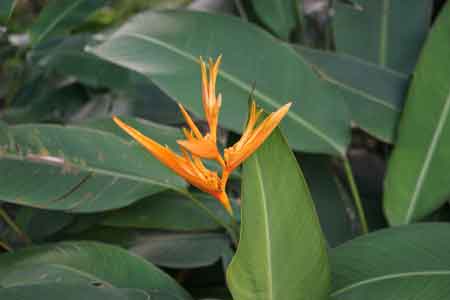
[0,206,32,244]
[343,158,368,234]
[181,190,239,245]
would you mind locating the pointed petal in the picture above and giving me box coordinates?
[225,102,291,171]
[178,103,203,139]
[112,116,183,172]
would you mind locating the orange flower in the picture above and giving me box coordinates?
[224,101,291,173]
[113,117,231,212]
[176,57,224,166]
[112,56,291,215]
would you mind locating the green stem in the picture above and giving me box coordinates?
[343,158,368,234]
[0,206,32,244]
[181,190,239,245]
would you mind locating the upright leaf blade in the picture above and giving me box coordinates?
[227,128,330,300]
[251,0,297,40]
[331,223,450,299]
[90,10,350,155]
[384,3,450,224]
[333,0,432,73]
[30,0,107,44]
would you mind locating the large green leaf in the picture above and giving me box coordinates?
[301,155,355,247]
[0,264,153,299]
[0,122,185,212]
[333,0,432,74]
[226,128,330,300]
[15,207,74,241]
[90,10,350,156]
[31,35,183,124]
[297,46,408,142]
[0,241,192,299]
[70,226,230,269]
[251,0,297,40]
[1,264,110,287]
[30,0,107,45]
[1,83,89,124]
[84,117,181,149]
[330,223,450,299]
[102,191,230,231]
[0,284,151,300]
[0,0,16,24]
[383,3,450,225]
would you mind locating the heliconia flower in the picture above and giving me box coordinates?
[176,57,224,165]
[112,56,291,215]
[112,117,232,213]
[224,101,291,173]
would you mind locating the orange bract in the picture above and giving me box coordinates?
[113,117,231,212]
[224,101,291,172]
[113,56,291,215]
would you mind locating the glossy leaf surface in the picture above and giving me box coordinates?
[333,0,432,73]
[297,46,408,142]
[331,223,450,299]
[91,10,350,155]
[0,122,185,212]
[227,128,330,300]
[0,241,192,299]
[384,3,450,224]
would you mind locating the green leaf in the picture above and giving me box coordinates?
[297,46,408,142]
[84,117,181,150]
[0,0,16,24]
[1,83,88,124]
[330,223,450,299]
[90,10,351,156]
[101,191,230,231]
[31,35,183,124]
[0,241,192,299]
[383,3,450,225]
[226,128,330,300]
[301,155,355,247]
[70,227,230,269]
[333,0,432,73]
[30,0,107,45]
[15,207,74,241]
[0,264,176,299]
[1,264,110,287]
[0,122,186,212]
[0,284,150,300]
[251,0,297,40]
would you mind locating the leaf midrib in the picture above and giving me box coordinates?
[254,154,274,300]
[1,152,178,192]
[108,32,345,155]
[34,0,85,44]
[404,91,450,222]
[331,270,450,296]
